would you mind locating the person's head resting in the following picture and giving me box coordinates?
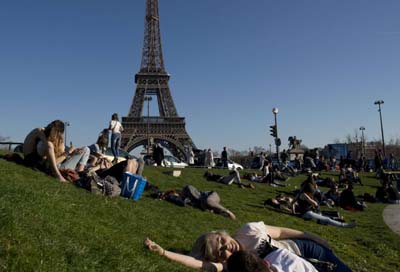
[227,250,273,272]
[190,231,240,262]
[44,120,65,156]
[112,113,119,121]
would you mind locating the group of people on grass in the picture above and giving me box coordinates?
[7,118,396,272]
[143,159,400,271]
[21,116,141,186]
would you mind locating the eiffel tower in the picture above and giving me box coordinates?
[121,0,196,159]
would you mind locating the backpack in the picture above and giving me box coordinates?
[76,173,121,197]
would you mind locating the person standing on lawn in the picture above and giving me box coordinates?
[109,113,124,164]
[221,147,228,169]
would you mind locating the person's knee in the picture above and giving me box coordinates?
[46,141,54,151]
[79,146,91,165]
[82,146,90,155]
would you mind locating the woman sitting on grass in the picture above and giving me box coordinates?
[292,180,356,228]
[145,221,352,272]
[23,120,90,182]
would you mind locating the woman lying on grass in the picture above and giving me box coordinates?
[145,221,352,271]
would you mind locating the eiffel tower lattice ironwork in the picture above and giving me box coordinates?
[121,0,196,159]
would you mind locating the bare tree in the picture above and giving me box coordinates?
[333,138,341,144]
[344,129,360,144]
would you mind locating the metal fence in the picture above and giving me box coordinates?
[0,142,23,152]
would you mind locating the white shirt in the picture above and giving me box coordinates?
[235,222,301,256]
[265,248,318,272]
[109,120,123,134]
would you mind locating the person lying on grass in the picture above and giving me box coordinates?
[204,169,254,188]
[227,249,318,272]
[144,221,352,272]
[23,120,90,182]
[151,185,236,220]
[264,194,294,213]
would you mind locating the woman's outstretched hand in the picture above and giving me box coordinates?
[144,238,164,255]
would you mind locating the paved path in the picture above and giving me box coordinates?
[383,204,400,236]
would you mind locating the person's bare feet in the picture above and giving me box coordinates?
[345,220,356,228]
[225,210,236,220]
[58,175,68,183]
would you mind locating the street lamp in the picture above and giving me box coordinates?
[374,100,385,156]
[271,107,280,164]
[144,96,153,155]
[359,126,365,155]
[64,121,70,146]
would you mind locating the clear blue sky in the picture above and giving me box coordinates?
[1,0,400,152]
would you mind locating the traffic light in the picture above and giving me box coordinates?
[269,125,277,137]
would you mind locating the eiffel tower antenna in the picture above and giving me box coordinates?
[121,0,196,159]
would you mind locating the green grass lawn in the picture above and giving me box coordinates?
[0,157,399,271]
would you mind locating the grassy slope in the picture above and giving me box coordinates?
[0,158,399,271]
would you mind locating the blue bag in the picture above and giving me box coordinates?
[121,172,147,201]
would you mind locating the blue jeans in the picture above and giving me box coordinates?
[111,133,121,159]
[293,239,352,272]
[222,159,228,168]
[59,147,90,170]
[302,211,349,228]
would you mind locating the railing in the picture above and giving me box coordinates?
[0,142,23,151]
[122,117,186,124]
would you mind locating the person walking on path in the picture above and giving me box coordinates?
[221,147,228,169]
[109,113,124,164]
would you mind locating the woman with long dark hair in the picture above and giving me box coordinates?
[23,120,68,181]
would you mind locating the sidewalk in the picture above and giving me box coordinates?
[383,204,400,236]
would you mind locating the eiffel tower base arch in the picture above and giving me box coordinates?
[121,117,195,161]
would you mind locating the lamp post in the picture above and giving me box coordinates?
[64,121,70,146]
[359,126,365,155]
[272,107,280,164]
[144,96,152,155]
[374,100,385,156]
